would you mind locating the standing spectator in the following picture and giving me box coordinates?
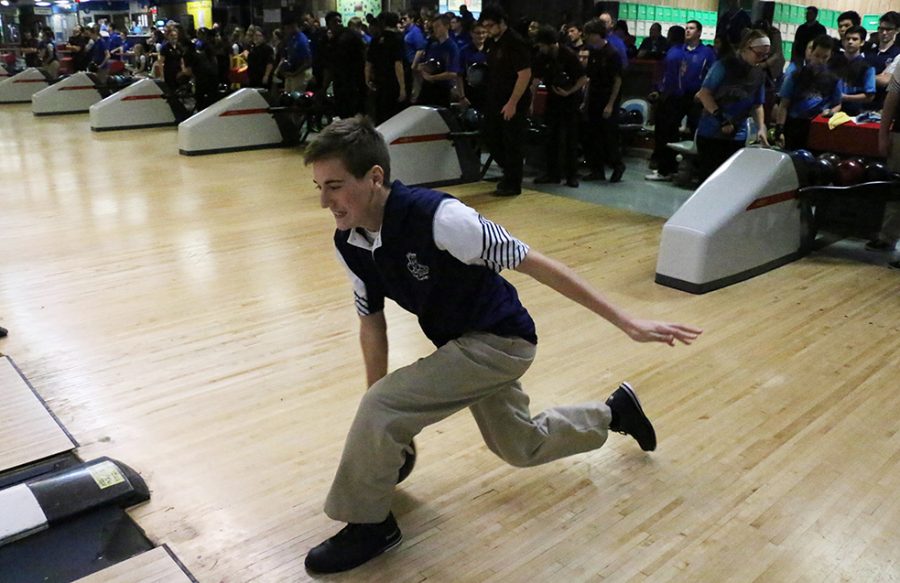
[637,23,667,60]
[331,16,368,119]
[67,25,89,72]
[716,0,752,54]
[831,11,861,60]
[837,25,876,115]
[773,35,841,150]
[461,21,489,112]
[646,21,716,181]
[245,28,275,89]
[86,25,110,84]
[614,20,637,58]
[38,27,59,78]
[450,13,472,52]
[481,5,532,196]
[598,13,629,68]
[792,7,826,64]
[280,17,312,93]
[366,11,407,123]
[869,63,900,269]
[158,28,183,91]
[182,40,219,111]
[866,12,900,109]
[695,29,769,179]
[415,13,464,108]
[531,25,587,187]
[582,19,625,183]
[22,31,41,68]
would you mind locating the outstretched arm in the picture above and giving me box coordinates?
[360,311,388,388]
[515,250,702,346]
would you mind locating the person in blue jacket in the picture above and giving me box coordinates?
[302,116,702,574]
[774,34,842,150]
[695,28,770,179]
[835,25,876,115]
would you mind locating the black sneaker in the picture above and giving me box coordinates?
[495,184,522,196]
[610,164,626,183]
[606,382,656,451]
[865,239,894,252]
[305,513,402,573]
[889,260,900,271]
[565,177,580,188]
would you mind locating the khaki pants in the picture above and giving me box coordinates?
[880,133,900,244]
[324,332,613,524]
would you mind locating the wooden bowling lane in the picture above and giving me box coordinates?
[72,546,194,583]
[1,105,899,582]
[0,356,77,474]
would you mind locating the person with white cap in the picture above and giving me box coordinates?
[695,28,771,179]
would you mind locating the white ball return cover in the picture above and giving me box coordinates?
[32,72,101,115]
[377,106,464,187]
[178,88,282,155]
[656,147,803,294]
[90,78,175,131]
[0,68,50,104]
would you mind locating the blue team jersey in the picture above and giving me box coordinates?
[779,65,842,119]
[606,33,629,69]
[697,58,766,141]
[659,42,716,96]
[284,31,310,72]
[424,36,461,88]
[840,54,876,115]
[404,24,427,64]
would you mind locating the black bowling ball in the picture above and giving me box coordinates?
[422,58,444,76]
[466,62,487,87]
[627,109,643,125]
[551,72,573,90]
[864,161,891,182]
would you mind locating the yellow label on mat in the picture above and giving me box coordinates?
[89,461,126,489]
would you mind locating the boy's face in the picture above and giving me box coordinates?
[314,157,383,231]
[843,32,862,53]
[837,19,853,39]
[685,23,699,42]
[807,45,831,67]
[878,21,897,45]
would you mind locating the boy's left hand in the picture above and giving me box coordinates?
[625,320,703,346]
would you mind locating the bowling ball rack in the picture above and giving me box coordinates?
[797,179,900,253]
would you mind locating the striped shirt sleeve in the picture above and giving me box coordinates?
[334,248,381,316]
[433,199,530,272]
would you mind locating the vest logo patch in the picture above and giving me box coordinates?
[406,252,430,281]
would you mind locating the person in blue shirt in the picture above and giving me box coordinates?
[280,16,311,93]
[695,29,769,180]
[86,25,110,82]
[598,12,629,68]
[414,13,464,108]
[449,13,472,53]
[774,34,842,150]
[302,115,701,575]
[836,25,876,115]
[646,20,717,181]
[460,21,488,111]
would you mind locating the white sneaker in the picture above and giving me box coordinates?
[644,170,672,181]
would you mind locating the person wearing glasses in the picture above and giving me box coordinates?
[695,29,770,180]
[865,11,900,109]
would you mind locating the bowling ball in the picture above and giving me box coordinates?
[849,156,866,167]
[812,158,835,185]
[278,92,293,107]
[817,152,841,166]
[627,109,644,125]
[792,149,816,166]
[466,62,487,87]
[834,159,866,186]
[422,57,444,76]
[864,161,890,182]
[397,440,416,484]
[616,107,629,124]
[461,106,482,131]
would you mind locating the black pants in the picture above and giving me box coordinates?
[586,108,623,173]
[544,105,580,180]
[653,94,692,176]
[373,81,406,124]
[696,135,744,180]
[783,117,812,151]
[333,79,366,119]
[484,108,527,189]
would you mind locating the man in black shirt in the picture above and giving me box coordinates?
[481,5,532,196]
[531,25,587,187]
[366,12,408,124]
[583,19,625,183]
[792,7,827,64]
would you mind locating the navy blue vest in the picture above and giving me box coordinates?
[335,182,537,347]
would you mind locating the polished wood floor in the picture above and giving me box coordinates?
[1,105,898,582]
